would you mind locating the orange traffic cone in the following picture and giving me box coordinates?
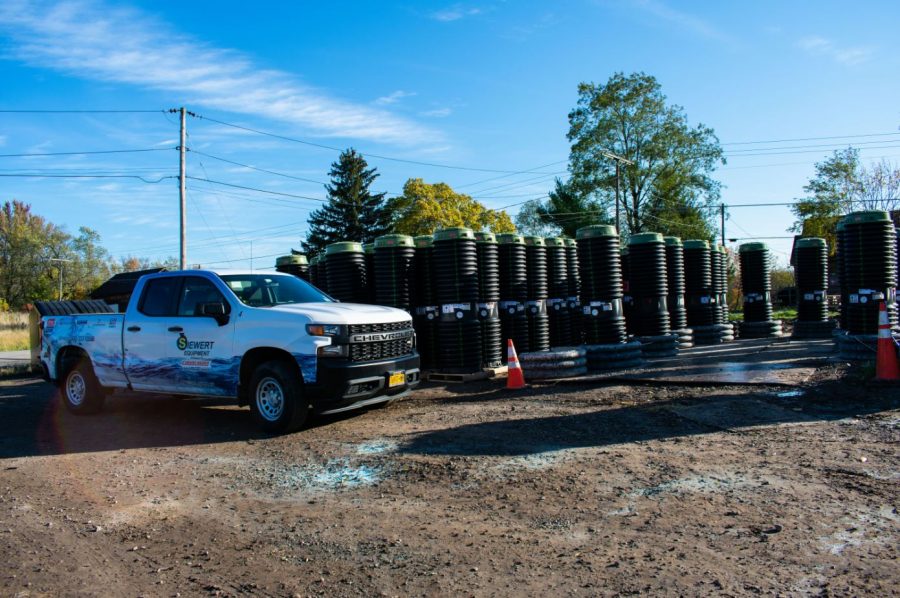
[875,301,900,381]
[506,339,526,389]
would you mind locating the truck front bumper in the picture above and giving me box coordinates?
[305,353,420,414]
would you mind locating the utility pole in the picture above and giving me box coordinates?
[720,203,726,247]
[600,151,634,235]
[179,107,187,270]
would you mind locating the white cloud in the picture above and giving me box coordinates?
[430,5,482,22]
[0,0,437,145]
[627,0,733,44]
[797,35,873,66]
[420,107,453,118]
[374,90,417,105]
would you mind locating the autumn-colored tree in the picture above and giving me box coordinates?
[386,178,515,236]
[0,200,68,308]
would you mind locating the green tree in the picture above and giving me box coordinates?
[567,72,725,238]
[0,200,68,308]
[515,178,608,238]
[386,178,516,236]
[789,148,860,252]
[64,227,112,298]
[302,149,390,255]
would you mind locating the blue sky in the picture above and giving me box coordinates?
[0,0,897,269]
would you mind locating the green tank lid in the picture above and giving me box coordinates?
[275,254,308,267]
[835,219,845,231]
[843,210,891,225]
[544,237,566,247]
[363,242,375,254]
[663,236,683,247]
[325,241,364,255]
[523,235,546,247]
[374,234,414,249]
[433,227,475,242]
[795,237,827,249]
[712,244,726,254]
[497,233,525,245]
[414,235,433,248]
[683,239,710,249]
[629,232,664,246]
[739,242,768,253]
[563,237,576,247]
[576,224,617,239]
[474,231,497,244]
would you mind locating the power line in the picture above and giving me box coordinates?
[725,143,900,158]
[0,148,174,158]
[723,131,900,146]
[186,148,328,185]
[184,176,325,202]
[186,185,316,211]
[0,109,165,114]
[0,173,175,183]
[190,112,566,175]
[725,138,900,154]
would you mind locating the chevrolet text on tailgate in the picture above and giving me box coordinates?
[39,270,420,433]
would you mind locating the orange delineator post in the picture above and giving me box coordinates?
[506,339,525,389]
[875,301,900,381]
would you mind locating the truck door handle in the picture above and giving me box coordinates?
[168,326,183,332]
[127,326,141,332]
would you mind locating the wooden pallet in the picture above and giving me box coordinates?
[423,365,507,383]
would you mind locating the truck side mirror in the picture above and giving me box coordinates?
[200,302,229,326]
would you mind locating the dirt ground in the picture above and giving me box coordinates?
[0,363,898,597]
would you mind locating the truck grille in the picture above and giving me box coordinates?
[348,321,410,334]
[349,337,414,362]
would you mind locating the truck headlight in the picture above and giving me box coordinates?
[317,344,347,357]
[306,324,342,336]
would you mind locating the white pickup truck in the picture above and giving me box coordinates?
[39,269,420,433]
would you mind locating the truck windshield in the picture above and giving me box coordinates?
[218,274,333,307]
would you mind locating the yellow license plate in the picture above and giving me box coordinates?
[388,372,405,387]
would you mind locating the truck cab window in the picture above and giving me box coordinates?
[178,277,230,316]
[139,277,181,317]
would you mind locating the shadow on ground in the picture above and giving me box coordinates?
[0,378,362,458]
[398,380,899,457]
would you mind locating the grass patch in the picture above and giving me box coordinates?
[0,330,29,351]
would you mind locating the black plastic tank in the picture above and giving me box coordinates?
[664,237,688,330]
[524,236,550,352]
[627,232,670,336]
[794,237,829,322]
[683,240,716,327]
[621,247,635,334]
[475,231,502,368]
[564,237,582,345]
[412,235,438,370]
[576,225,627,344]
[324,242,367,303]
[275,254,309,280]
[433,228,482,372]
[497,233,530,356]
[739,242,774,322]
[374,234,415,311]
[363,243,376,303]
[840,210,898,334]
[308,255,320,288]
[545,237,572,347]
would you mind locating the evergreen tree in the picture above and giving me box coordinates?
[302,149,390,255]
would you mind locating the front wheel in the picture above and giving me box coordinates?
[249,361,308,434]
[61,359,106,415]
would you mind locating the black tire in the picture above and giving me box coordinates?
[61,359,105,415]
[249,360,309,434]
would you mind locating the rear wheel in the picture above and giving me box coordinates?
[249,361,308,433]
[61,359,106,415]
